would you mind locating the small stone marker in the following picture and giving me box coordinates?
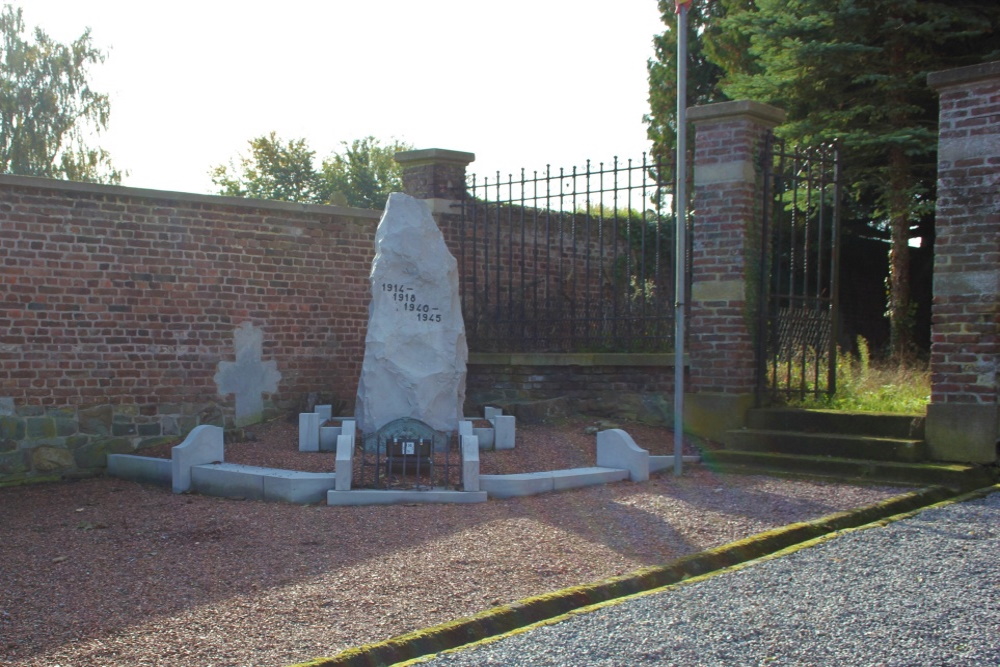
[355,193,468,434]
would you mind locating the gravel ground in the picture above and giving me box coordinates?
[0,418,905,667]
[420,489,1000,667]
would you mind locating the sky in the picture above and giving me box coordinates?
[19,0,667,197]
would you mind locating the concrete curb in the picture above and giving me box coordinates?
[287,484,964,667]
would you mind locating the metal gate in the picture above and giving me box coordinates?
[757,134,842,403]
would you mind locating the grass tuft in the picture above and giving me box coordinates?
[788,337,930,414]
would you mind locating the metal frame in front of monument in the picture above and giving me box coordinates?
[356,417,463,491]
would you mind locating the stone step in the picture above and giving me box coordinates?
[745,408,925,439]
[723,429,927,463]
[703,450,996,491]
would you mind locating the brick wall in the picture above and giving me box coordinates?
[0,176,380,482]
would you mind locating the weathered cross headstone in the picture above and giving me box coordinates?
[355,192,467,434]
[215,322,281,427]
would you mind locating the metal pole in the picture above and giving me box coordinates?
[673,3,689,476]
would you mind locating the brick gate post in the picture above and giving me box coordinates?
[684,101,785,438]
[926,62,1000,463]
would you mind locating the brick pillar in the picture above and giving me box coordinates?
[683,101,785,437]
[926,62,1000,463]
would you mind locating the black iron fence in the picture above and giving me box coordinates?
[460,155,676,353]
[757,134,842,402]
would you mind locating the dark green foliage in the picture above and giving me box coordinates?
[647,0,1000,358]
[0,5,121,183]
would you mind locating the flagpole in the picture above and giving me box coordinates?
[673,0,689,476]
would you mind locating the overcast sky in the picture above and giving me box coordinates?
[20,0,666,197]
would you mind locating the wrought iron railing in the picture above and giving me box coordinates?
[460,155,676,353]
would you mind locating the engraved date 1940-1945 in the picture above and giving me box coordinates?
[381,282,443,323]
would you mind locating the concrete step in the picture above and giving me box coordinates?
[723,429,927,463]
[745,408,925,439]
[703,450,996,491]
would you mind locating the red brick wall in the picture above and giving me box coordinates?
[0,177,380,481]
[929,68,1000,405]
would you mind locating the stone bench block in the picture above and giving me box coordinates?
[107,454,171,486]
[550,466,628,491]
[327,489,488,506]
[172,424,224,493]
[479,471,554,498]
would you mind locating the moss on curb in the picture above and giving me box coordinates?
[287,484,963,667]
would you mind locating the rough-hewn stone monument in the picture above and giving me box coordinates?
[355,192,467,434]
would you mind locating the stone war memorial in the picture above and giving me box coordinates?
[355,192,468,436]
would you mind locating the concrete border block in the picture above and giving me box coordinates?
[483,406,503,420]
[171,424,224,493]
[551,467,628,491]
[320,425,340,451]
[462,434,480,492]
[262,470,337,504]
[473,427,495,449]
[335,433,354,491]
[596,429,650,482]
[479,472,554,498]
[316,405,332,421]
[190,462,265,500]
[492,415,516,450]
[458,420,473,437]
[299,412,320,452]
[108,454,172,486]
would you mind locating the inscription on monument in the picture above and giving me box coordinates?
[381,282,442,322]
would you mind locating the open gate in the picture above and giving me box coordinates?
[757,134,842,403]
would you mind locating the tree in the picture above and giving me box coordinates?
[318,137,409,209]
[0,5,121,183]
[211,134,411,210]
[647,0,1000,359]
[210,132,320,202]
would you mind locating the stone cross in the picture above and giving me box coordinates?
[215,322,281,427]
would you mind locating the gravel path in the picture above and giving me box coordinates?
[0,417,905,667]
[419,489,1000,667]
